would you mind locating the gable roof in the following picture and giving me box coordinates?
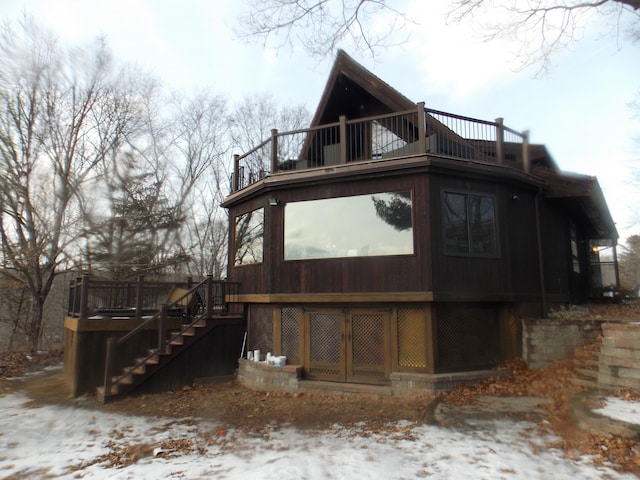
[310,50,416,127]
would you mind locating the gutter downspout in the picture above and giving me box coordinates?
[534,188,547,317]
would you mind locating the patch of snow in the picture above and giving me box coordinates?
[594,397,640,426]
[0,393,636,479]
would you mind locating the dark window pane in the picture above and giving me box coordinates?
[443,191,498,256]
[443,192,469,254]
[468,195,496,255]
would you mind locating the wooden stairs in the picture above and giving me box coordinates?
[96,316,213,404]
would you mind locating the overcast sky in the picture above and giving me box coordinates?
[2,0,639,242]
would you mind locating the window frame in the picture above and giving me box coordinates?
[441,189,500,258]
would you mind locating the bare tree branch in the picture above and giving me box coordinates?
[235,0,414,59]
[447,0,640,73]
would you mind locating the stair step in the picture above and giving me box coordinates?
[181,326,196,336]
[95,313,217,403]
[130,364,146,375]
[115,373,133,385]
[136,355,159,366]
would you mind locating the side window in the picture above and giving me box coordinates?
[234,207,264,265]
[442,191,498,256]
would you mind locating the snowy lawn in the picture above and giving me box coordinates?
[1,391,638,479]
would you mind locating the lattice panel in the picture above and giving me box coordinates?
[436,304,501,370]
[351,313,384,368]
[397,307,428,369]
[281,307,300,362]
[309,313,341,364]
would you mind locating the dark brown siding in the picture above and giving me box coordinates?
[538,199,572,302]
[429,174,512,299]
[507,189,543,297]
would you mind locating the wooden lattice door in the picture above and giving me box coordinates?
[304,309,390,384]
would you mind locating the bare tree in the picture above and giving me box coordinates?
[236,0,413,58]
[169,90,230,278]
[81,87,230,279]
[0,17,138,349]
[237,0,639,69]
[447,0,639,72]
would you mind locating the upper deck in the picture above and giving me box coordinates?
[231,104,531,193]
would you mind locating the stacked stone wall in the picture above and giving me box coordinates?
[598,323,640,390]
[522,318,602,370]
[237,359,302,393]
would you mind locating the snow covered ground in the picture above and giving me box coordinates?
[1,390,638,479]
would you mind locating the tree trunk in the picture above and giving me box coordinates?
[27,296,45,352]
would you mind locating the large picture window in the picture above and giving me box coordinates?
[234,207,264,265]
[442,191,498,256]
[285,191,414,260]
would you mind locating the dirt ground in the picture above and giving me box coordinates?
[2,302,640,474]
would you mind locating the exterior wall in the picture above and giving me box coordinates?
[522,318,602,369]
[246,302,518,383]
[429,173,514,299]
[229,171,431,296]
[599,323,640,390]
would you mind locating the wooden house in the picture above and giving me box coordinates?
[224,51,618,393]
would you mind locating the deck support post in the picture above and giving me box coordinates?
[79,274,90,321]
[159,304,167,353]
[135,275,144,318]
[206,274,214,319]
[417,102,426,153]
[233,154,240,191]
[495,117,504,165]
[104,337,116,394]
[270,128,279,173]
[339,115,347,164]
[522,130,530,173]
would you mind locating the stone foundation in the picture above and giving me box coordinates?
[391,370,505,396]
[238,359,503,396]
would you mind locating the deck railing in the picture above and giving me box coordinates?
[231,103,529,192]
[67,274,241,320]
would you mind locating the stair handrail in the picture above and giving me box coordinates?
[103,276,213,396]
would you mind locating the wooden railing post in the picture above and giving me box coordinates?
[69,277,78,316]
[79,274,90,320]
[495,117,504,165]
[339,115,347,164]
[417,102,426,153]
[270,128,279,173]
[159,304,167,353]
[205,274,214,318]
[233,154,240,192]
[104,337,116,394]
[522,130,530,173]
[135,275,144,318]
